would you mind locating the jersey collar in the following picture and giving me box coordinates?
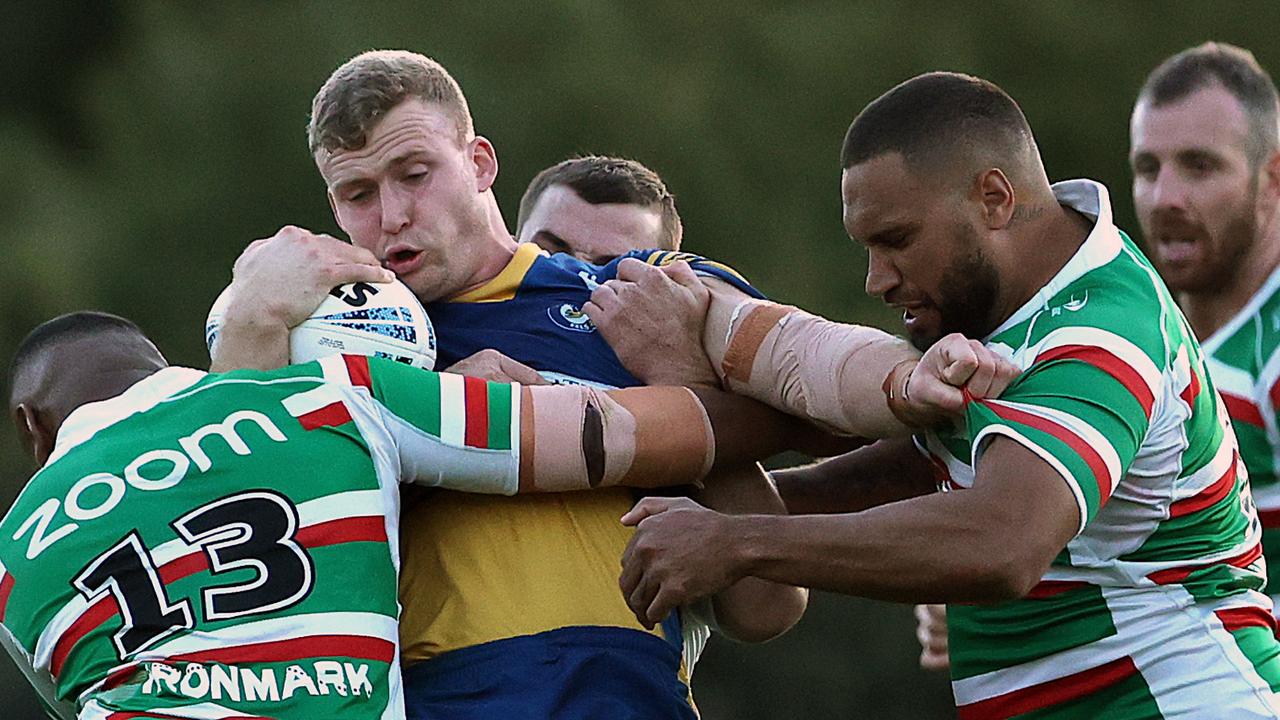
[1200,261,1280,356]
[47,367,207,467]
[985,179,1124,341]
[447,243,546,304]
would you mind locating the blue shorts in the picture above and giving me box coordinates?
[402,626,697,720]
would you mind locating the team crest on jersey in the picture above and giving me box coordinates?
[548,303,596,333]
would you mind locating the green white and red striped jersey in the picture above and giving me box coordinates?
[1200,265,1280,541]
[918,180,1274,718]
[0,354,522,719]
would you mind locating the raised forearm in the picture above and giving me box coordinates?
[702,293,917,437]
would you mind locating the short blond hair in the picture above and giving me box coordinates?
[308,50,474,154]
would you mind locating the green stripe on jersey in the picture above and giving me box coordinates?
[948,584,1116,680]
[371,362,442,437]
[486,382,513,450]
[1226,625,1280,692]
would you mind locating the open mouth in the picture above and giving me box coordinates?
[384,246,425,275]
[1155,236,1199,265]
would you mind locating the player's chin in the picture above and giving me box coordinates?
[398,268,447,302]
[904,316,944,353]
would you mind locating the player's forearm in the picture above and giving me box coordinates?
[772,438,936,514]
[209,311,290,372]
[730,492,1049,604]
[702,293,917,437]
[697,464,808,642]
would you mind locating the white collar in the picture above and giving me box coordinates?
[985,179,1125,340]
[1200,261,1280,356]
[46,367,207,466]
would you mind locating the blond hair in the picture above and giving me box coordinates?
[308,50,473,154]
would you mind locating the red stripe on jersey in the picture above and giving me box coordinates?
[170,633,395,666]
[1023,580,1088,599]
[1180,368,1201,409]
[1258,508,1280,528]
[297,401,353,430]
[985,401,1114,502]
[1148,542,1263,585]
[1215,606,1278,634]
[1035,345,1153,418]
[1168,455,1238,519]
[51,595,118,676]
[158,551,209,586]
[957,655,1138,720]
[296,516,388,548]
[463,375,489,448]
[343,354,373,389]
[1221,392,1266,429]
[0,573,14,623]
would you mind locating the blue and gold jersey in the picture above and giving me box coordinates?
[426,244,762,388]
[396,244,761,715]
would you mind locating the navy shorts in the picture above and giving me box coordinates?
[402,626,697,720]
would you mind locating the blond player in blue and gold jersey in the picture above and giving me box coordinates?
[208,51,1008,719]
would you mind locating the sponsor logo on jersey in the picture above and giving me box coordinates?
[1050,290,1089,317]
[547,303,596,333]
[16,410,289,560]
[141,660,374,702]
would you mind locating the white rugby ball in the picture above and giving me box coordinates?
[206,280,436,370]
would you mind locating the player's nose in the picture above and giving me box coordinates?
[1150,167,1190,213]
[380,185,413,235]
[864,250,900,298]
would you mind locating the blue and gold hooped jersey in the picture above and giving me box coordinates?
[425,244,764,388]
[396,244,762,708]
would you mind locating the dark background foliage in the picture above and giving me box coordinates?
[2,3,1276,717]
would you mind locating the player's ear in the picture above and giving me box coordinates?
[470,136,498,193]
[326,191,342,228]
[975,168,1016,231]
[1262,149,1280,202]
[13,403,54,467]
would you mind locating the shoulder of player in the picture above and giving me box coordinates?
[991,278,1171,392]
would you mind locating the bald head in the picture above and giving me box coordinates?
[9,312,166,466]
[841,72,1047,191]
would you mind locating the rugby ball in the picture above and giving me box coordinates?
[205,280,436,370]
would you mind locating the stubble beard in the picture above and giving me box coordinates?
[912,243,1002,352]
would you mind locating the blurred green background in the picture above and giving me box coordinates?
[3,2,1278,717]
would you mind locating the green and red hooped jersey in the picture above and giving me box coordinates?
[0,353,524,719]
[917,180,1280,719]
[1200,264,1280,599]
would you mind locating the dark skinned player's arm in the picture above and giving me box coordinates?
[693,464,808,643]
[618,435,1083,628]
[770,437,937,515]
[732,437,1079,603]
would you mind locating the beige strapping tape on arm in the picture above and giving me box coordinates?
[717,300,916,437]
[521,385,715,492]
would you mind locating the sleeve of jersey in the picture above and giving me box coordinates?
[964,347,1155,533]
[621,249,766,299]
[356,356,524,495]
